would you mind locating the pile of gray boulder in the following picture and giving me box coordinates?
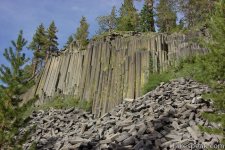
[18,78,222,150]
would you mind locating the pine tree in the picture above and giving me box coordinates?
[139,0,155,32]
[117,0,139,31]
[74,16,89,49]
[0,30,30,106]
[0,87,15,148]
[0,31,33,148]
[179,0,216,28]
[64,35,74,49]
[156,0,177,32]
[177,19,185,30]
[109,6,117,31]
[46,21,58,54]
[96,6,117,34]
[28,24,47,75]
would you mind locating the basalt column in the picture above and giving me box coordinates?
[30,33,206,117]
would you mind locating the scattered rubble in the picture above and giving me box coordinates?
[17,78,221,150]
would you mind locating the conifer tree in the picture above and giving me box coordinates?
[0,87,14,148]
[156,0,177,32]
[28,24,47,75]
[117,0,139,31]
[96,6,117,34]
[179,0,215,28]
[63,35,74,49]
[109,6,117,31]
[46,21,58,54]
[74,16,89,49]
[0,30,30,106]
[139,0,155,32]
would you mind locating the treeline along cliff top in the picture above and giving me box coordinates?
[0,0,225,149]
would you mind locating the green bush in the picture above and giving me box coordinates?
[197,1,225,140]
[199,0,225,81]
[142,71,174,94]
[142,55,203,94]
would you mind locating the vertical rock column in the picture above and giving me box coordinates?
[31,33,207,117]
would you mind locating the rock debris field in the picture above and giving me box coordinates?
[18,78,223,150]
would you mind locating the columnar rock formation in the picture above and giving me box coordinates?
[19,78,221,150]
[23,32,206,117]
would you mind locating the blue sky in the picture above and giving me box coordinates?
[0,0,143,65]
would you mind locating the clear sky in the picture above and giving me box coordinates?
[0,0,143,65]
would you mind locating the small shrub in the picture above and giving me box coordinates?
[142,70,174,94]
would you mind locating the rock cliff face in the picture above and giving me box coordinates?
[25,32,206,117]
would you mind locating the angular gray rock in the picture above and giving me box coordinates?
[16,78,221,150]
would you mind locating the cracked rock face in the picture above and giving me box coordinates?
[17,78,221,150]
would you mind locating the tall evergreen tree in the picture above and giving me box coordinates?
[46,21,58,54]
[179,0,216,28]
[156,0,177,32]
[0,86,15,148]
[96,6,117,34]
[74,16,89,49]
[28,24,47,75]
[0,30,30,106]
[117,0,139,31]
[139,0,155,32]
[63,35,74,49]
[109,6,117,31]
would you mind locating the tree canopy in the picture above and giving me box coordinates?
[74,16,89,49]
[0,30,30,106]
[139,0,155,32]
[180,0,216,27]
[201,0,225,80]
[117,0,139,31]
[156,0,177,32]
[97,6,117,34]
[28,23,47,75]
[46,21,58,53]
[64,35,74,49]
